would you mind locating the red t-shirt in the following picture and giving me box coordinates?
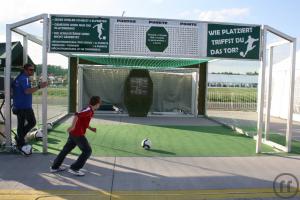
[69,106,94,136]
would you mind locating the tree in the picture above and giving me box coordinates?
[35,65,68,76]
[246,71,258,76]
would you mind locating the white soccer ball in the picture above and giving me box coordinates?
[47,123,53,130]
[34,129,43,140]
[141,138,151,150]
[21,144,32,155]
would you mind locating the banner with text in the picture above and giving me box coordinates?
[48,14,262,60]
[49,15,109,53]
[207,24,261,60]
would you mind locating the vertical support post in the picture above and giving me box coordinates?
[23,35,28,65]
[286,38,297,152]
[198,62,208,116]
[4,25,12,148]
[191,70,198,117]
[42,15,48,153]
[78,65,83,112]
[256,26,267,153]
[68,57,78,113]
[265,46,274,140]
[195,69,199,117]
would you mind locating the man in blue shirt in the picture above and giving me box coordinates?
[12,63,47,150]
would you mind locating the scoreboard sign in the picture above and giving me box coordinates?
[110,17,204,58]
[49,14,261,60]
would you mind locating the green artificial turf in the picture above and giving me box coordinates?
[31,123,276,156]
[239,126,300,154]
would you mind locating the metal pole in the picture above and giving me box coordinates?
[256,26,267,153]
[78,64,83,112]
[195,69,199,117]
[191,71,198,117]
[204,64,208,116]
[10,14,47,29]
[4,25,12,149]
[42,15,49,153]
[286,38,297,152]
[265,46,274,141]
[23,35,28,65]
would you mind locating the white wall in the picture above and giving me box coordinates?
[270,50,300,120]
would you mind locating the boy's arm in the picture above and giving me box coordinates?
[67,115,78,133]
[88,126,97,133]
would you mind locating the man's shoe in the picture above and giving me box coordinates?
[68,168,85,176]
[50,166,66,173]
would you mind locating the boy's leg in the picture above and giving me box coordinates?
[51,136,76,169]
[70,135,92,171]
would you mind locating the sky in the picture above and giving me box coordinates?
[0,0,299,73]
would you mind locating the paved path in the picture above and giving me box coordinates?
[0,154,299,199]
[1,113,300,199]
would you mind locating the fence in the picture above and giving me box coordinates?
[207,88,257,111]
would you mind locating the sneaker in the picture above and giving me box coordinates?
[50,166,66,173]
[68,168,85,176]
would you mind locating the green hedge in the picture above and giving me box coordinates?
[208,88,257,103]
[33,87,68,97]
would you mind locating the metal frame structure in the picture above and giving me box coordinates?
[256,25,297,153]
[5,14,49,153]
[4,14,297,153]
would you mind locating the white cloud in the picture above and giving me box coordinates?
[180,8,250,22]
[199,8,250,22]
[0,0,122,68]
[0,0,121,25]
[179,9,201,19]
[151,0,165,4]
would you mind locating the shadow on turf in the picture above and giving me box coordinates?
[0,153,287,200]
[144,149,176,155]
[33,141,177,157]
[148,125,248,138]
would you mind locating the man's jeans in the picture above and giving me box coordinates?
[14,108,36,147]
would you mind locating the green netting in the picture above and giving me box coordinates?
[79,55,209,69]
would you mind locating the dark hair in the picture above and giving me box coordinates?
[23,63,34,70]
[89,96,101,106]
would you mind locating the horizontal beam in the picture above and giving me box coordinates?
[265,25,295,42]
[13,28,43,45]
[267,40,290,49]
[12,28,69,58]
[10,14,47,29]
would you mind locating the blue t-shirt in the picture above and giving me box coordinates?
[12,73,32,109]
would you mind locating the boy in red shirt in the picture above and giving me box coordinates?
[50,96,101,176]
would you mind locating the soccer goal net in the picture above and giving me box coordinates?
[78,65,199,115]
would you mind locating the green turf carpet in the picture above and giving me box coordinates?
[239,126,300,154]
[30,123,276,156]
